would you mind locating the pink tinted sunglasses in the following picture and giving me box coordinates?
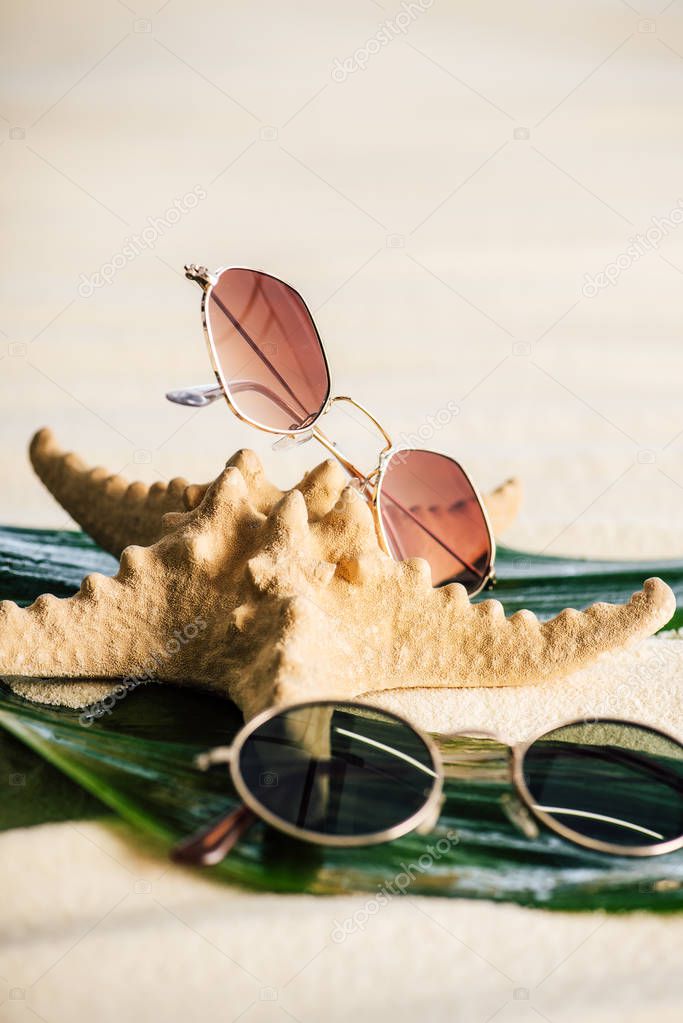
[166,265,495,595]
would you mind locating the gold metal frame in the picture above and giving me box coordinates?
[171,264,496,595]
[196,264,333,438]
[373,446,496,598]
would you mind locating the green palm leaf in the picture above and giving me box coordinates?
[1,525,682,910]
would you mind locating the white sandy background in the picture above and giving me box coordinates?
[2,1,683,1020]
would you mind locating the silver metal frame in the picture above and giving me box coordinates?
[227,699,444,848]
[176,704,683,862]
[511,716,683,858]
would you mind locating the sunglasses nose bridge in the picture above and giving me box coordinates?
[440,734,511,780]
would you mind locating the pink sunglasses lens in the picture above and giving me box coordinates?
[378,449,492,591]
[207,268,330,431]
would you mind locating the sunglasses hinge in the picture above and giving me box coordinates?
[184,264,217,289]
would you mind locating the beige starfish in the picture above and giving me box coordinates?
[29,427,523,558]
[1,452,674,720]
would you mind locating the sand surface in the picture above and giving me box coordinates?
[2,1,683,1019]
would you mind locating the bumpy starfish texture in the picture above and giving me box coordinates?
[1,456,675,719]
[29,427,522,557]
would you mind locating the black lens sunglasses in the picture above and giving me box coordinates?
[172,700,683,867]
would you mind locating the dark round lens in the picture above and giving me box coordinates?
[235,702,439,842]
[522,720,683,851]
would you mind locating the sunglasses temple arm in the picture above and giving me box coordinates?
[166,383,224,407]
[170,804,257,867]
[166,380,311,427]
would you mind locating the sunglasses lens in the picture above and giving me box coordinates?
[378,449,492,591]
[522,720,683,851]
[236,702,438,842]
[207,268,329,432]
